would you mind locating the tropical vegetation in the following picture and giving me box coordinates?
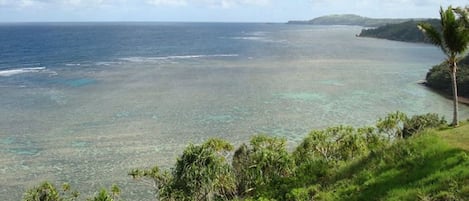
[425,56,469,97]
[287,14,413,27]
[418,6,469,126]
[23,112,469,201]
[21,6,469,201]
[358,19,440,43]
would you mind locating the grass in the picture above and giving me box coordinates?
[437,122,469,151]
[23,120,469,201]
[308,127,469,201]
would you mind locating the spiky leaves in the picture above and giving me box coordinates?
[232,135,294,198]
[163,138,236,200]
[418,7,469,60]
[418,6,469,126]
[418,22,444,52]
[23,182,79,201]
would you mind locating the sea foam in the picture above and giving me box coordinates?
[119,54,238,63]
[0,67,47,77]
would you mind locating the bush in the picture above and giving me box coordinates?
[286,185,320,201]
[426,58,469,97]
[293,126,377,164]
[232,135,294,198]
[88,185,121,201]
[376,111,408,139]
[403,113,447,138]
[26,112,464,201]
[171,138,236,200]
[23,182,79,201]
[130,138,236,200]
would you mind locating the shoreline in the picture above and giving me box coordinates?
[419,80,469,105]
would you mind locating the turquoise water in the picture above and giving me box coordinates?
[0,23,467,200]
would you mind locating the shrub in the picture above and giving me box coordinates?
[293,126,372,163]
[23,182,79,201]
[402,113,447,138]
[88,185,120,201]
[426,59,469,97]
[171,138,236,200]
[130,138,236,200]
[232,135,293,198]
[376,111,408,139]
[286,185,320,201]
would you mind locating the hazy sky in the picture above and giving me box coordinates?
[0,0,468,22]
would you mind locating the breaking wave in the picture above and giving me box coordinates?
[0,67,48,77]
[119,54,238,63]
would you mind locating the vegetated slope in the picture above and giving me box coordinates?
[358,19,440,43]
[24,113,469,201]
[438,122,469,151]
[310,129,469,201]
[288,14,413,27]
[425,56,469,98]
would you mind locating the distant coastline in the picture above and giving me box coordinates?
[287,14,425,27]
[357,19,439,43]
[287,14,436,43]
[288,15,469,105]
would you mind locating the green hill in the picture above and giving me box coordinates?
[358,19,440,43]
[288,14,416,27]
[425,56,469,98]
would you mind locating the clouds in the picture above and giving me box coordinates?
[0,0,271,8]
[311,0,464,7]
[308,0,468,18]
[141,0,273,8]
[146,0,187,6]
[0,0,107,8]
[0,0,468,22]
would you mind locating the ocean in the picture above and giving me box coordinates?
[0,22,467,200]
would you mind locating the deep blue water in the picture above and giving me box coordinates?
[0,22,273,70]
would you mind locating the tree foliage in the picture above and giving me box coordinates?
[130,138,236,201]
[359,19,440,43]
[25,112,453,201]
[376,111,408,139]
[294,126,371,163]
[402,113,447,138]
[23,182,79,201]
[23,182,121,201]
[426,56,469,96]
[419,6,469,126]
[232,135,294,198]
[88,186,121,201]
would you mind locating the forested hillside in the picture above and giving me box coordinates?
[426,56,469,98]
[288,14,413,27]
[358,19,440,43]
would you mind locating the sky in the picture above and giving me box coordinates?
[0,0,468,22]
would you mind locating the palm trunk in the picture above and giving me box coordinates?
[450,62,459,127]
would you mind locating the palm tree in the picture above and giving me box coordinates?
[418,6,469,126]
[454,6,469,27]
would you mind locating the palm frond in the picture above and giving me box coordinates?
[417,23,442,45]
[453,6,469,27]
[419,6,469,58]
[417,22,446,54]
[441,6,469,55]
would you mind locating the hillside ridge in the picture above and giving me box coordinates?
[288,14,427,27]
